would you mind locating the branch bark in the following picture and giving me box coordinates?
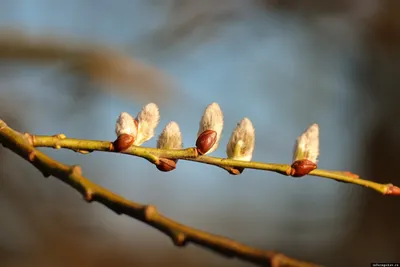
[0,119,323,267]
[27,133,399,195]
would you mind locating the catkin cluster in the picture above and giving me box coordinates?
[114,102,319,175]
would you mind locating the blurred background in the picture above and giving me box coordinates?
[0,1,399,266]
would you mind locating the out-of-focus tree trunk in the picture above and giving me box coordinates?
[337,1,400,266]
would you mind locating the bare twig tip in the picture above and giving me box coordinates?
[385,184,400,195]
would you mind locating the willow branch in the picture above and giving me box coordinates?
[0,120,322,267]
[26,133,400,196]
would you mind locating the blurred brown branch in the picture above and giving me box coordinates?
[0,29,176,104]
[0,120,323,267]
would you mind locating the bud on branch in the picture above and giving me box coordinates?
[113,103,160,151]
[155,121,183,172]
[291,123,319,177]
[196,102,223,155]
[226,117,255,161]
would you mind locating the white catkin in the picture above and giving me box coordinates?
[197,102,224,154]
[115,112,137,137]
[134,103,160,145]
[293,123,319,163]
[226,117,255,161]
[157,121,183,149]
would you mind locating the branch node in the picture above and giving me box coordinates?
[190,147,199,158]
[23,133,34,145]
[41,171,51,178]
[0,120,6,129]
[70,165,83,176]
[84,188,94,202]
[228,167,243,175]
[271,253,285,267]
[109,142,114,151]
[342,171,359,178]
[54,133,67,140]
[142,152,160,165]
[172,232,187,247]
[144,204,157,221]
[74,149,92,154]
[28,150,36,162]
[285,167,294,176]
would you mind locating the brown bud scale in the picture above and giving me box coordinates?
[196,130,217,155]
[228,167,244,175]
[290,159,317,177]
[156,158,177,172]
[113,134,135,152]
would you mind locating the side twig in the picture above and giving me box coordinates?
[0,120,323,267]
[28,134,399,195]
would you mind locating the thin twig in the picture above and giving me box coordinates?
[0,119,323,267]
[28,133,399,195]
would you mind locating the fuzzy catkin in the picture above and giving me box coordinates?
[197,102,224,154]
[293,123,319,163]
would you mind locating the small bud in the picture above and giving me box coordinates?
[156,158,177,172]
[115,112,138,137]
[196,102,224,155]
[226,117,255,161]
[196,130,217,155]
[113,133,135,152]
[290,159,317,177]
[114,112,137,152]
[157,121,183,149]
[134,103,160,146]
[291,123,319,177]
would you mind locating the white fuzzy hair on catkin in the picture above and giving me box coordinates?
[115,112,137,136]
[293,123,319,163]
[226,117,255,161]
[134,103,160,145]
[157,121,182,149]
